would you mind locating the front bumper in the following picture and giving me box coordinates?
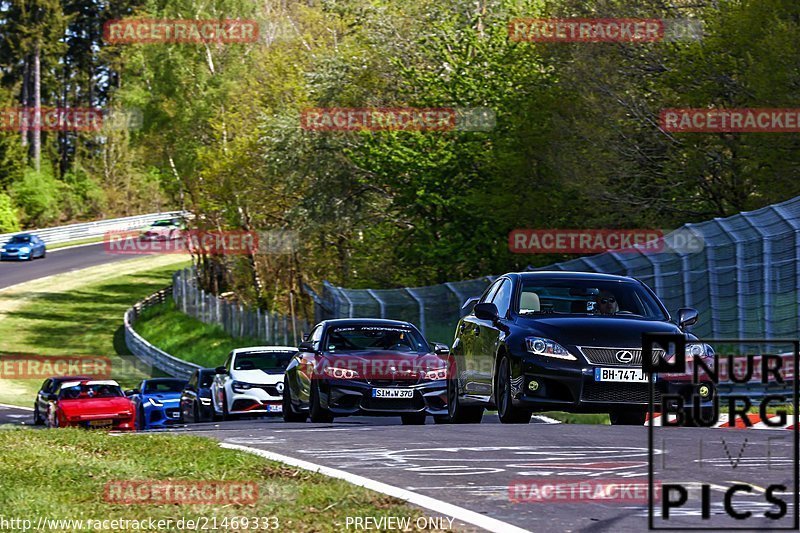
[228,386,283,415]
[1,251,30,260]
[63,414,135,431]
[144,404,183,427]
[318,379,447,416]
[514,356,707,413]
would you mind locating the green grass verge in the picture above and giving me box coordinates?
[132,300,264,369]
[540,412,610,424]
[47,236,107,250]
[0,429,422,532]
[0,255,190,405]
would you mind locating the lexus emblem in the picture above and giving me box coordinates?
[276,382,284,393]
[616,350,634,363]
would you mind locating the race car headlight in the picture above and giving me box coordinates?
[119,411,132,417]
[422,368,448,380]
[525,337,576,360]
[200,398,211,405]
[323,367,359,379]
[686,343,714,358]
[148,398,163,407]
[231,381,253,393]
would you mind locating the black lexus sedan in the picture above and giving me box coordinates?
[283,319,451,425]
[180,368,216,423]
[449,271,710,425]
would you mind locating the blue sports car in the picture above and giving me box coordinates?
[1,234,46,260]
[127,378,187,429]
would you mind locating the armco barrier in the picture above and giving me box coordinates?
[124,286,201,379]
[0,211,186,246]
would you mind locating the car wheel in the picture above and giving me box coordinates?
[193,401,201,423]
[401,413,426,425]
[41,249,45,259]
[496,355,532,424]
[433,415,450,424]
[447,363,483,424]
[609,409,647,426]
[283,375,308,422]
[33,403,43,425]
[309,381,333,423]
[221,391,231,421]
[136,406,146,430]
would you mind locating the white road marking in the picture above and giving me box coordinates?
[0,403,34,411]
[221,442,532,533]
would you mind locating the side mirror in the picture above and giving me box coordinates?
[298,341,314,352]
[461,296,480,313]
[677,308,699,329]
[215,366,228,375]
[433,343,450,355]
[474,302,499,322]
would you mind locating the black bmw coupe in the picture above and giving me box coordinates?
[449,271,709,425]
[282,319,451,425]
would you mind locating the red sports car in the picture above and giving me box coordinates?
[45,379,136,431]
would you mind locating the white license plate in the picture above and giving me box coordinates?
[372,388,414,399]
[594,368,650,383]
[170,412,180,418]
[267,404,282,413]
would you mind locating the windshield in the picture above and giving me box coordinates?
[9,235,31,243]
[143,380,185,393]
[518,278,667,320]
[233,351,294,372]
[325,325,429,353]
[199,372,215,387]
[59,383,124,399]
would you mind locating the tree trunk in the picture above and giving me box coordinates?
[32,43,41,172]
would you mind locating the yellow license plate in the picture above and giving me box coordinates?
[88,419,113,428]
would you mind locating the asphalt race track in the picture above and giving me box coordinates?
[0,243,137,290]
[2,249,797,532]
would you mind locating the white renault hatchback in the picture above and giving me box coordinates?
[211,346,297,419]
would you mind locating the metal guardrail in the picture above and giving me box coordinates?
[0,211,186,246]
[124,286,202,379]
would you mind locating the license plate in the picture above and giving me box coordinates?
[372,388,414,398]
[594,368,651,383]
[88,419,113,428]
[267,404,282,413]
[170,412,180,418]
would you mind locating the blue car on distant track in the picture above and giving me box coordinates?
[127,378,187,430]
[0,233,46,260]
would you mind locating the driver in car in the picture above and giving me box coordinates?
[594,290,619,315]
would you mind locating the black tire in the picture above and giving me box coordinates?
[447,364,484,424]
[609,409,647,426]
[283,375,308,422]
[221,391,231,421]
[496,355,532,424]
[309,381,333,423]
[433,415,451,424]
[33,403,44,425]
[401,413,426,425]
[136,406,146,430]
[193,401,201,423]
[41,249,45,259]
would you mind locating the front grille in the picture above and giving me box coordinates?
[581,382,661,404]
[579,347,664,366]
[361,396,423,411]
[253,384,282,396]
[367,378,421,387]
